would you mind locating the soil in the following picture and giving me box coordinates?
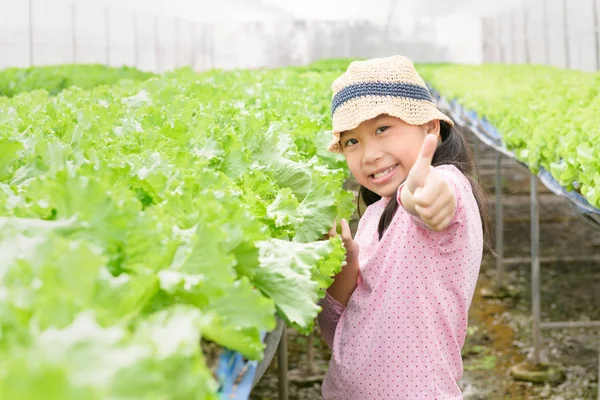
[249,129,600,399]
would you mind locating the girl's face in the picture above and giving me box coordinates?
[341,114,440,198]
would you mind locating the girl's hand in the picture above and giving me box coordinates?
[401,134,457,231]
[326,219,360,306]
[329,219,359,267]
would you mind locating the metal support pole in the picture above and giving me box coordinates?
[199,24,206,71]
[511,10,518,63]
[499,15,506,63]
[132,12,139,68]
[105,7,110,65]
[175,19,180,67]
[481,18,487,63]
[28,0,34,66]
[191,23,196,70]
[531,174,542,365]
[209,24,215,70]
[154,16,160,72]
[71,4,77,62]
[495,16,501,63]
[252,319,285,388]
[277,327,289,400]
[495,152,505,289]
[523,6,531,64]
[345,21,352,58]
[562,0,570,68]
[593,0,600,71]
[543,0,550,65]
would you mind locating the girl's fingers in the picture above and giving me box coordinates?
[428,202,456,227]
[415,195,451,220]
[340,219,360,262]
[413,173,443,207]
[340,219,352,242]
[327,218,355,246]
[328,218,337,237]
[416,198,456,229]
[433,214,455,231]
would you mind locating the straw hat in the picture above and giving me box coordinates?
[328,55,454,153]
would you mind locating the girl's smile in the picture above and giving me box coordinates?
[368,164,398,184]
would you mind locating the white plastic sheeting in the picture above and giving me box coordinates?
[2,0,593,71]
[259,0,538,20]
[483,0,600,71]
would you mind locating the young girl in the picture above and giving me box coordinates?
[317,55,488,399]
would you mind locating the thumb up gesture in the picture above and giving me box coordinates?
[400,134,456,231]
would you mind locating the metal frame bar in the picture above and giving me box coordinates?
[28,0,33,66]
[523,5,531,64]
[511,10,518,63]
[105,7,110,66]
[175,18,180,67]
[543,0,551,65]
[531,175,542,364]
[132,12,139,67]
[562,0,570,68]
[541,321,600,329]
[594,0,600,70]
[191,23,197,70]
[104,7,110,65]
[154,16,160,72]
[277,327,289,400]
[502,254,600,264]
[495,152,505,289]
[71,3,77,62]
[253,319,286,387]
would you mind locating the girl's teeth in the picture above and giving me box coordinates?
[373,166,394,179]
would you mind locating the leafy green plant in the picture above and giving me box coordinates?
[418,63,600,208]
[0,65,353,398]
[0,64,155,97]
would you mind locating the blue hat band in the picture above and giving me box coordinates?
[331,82,433,116]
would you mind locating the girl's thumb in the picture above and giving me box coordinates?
[406,134,437,192]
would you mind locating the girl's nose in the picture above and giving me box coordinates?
[362,141,384,165]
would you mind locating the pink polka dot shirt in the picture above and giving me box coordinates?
[318,165,483,399]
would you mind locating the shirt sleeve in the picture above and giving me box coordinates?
[317,291,346,348]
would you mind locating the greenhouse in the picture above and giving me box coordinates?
[0,0,599,399]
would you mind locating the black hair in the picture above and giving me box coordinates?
[357,120,491,252]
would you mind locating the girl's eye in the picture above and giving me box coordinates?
[376,126,389,134]
[344,138,358,147]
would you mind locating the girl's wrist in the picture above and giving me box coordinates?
[327,261,360,307]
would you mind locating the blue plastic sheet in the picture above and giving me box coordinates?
[216,332,266,400]
[216,350,259,400]
[429,88,600,223]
